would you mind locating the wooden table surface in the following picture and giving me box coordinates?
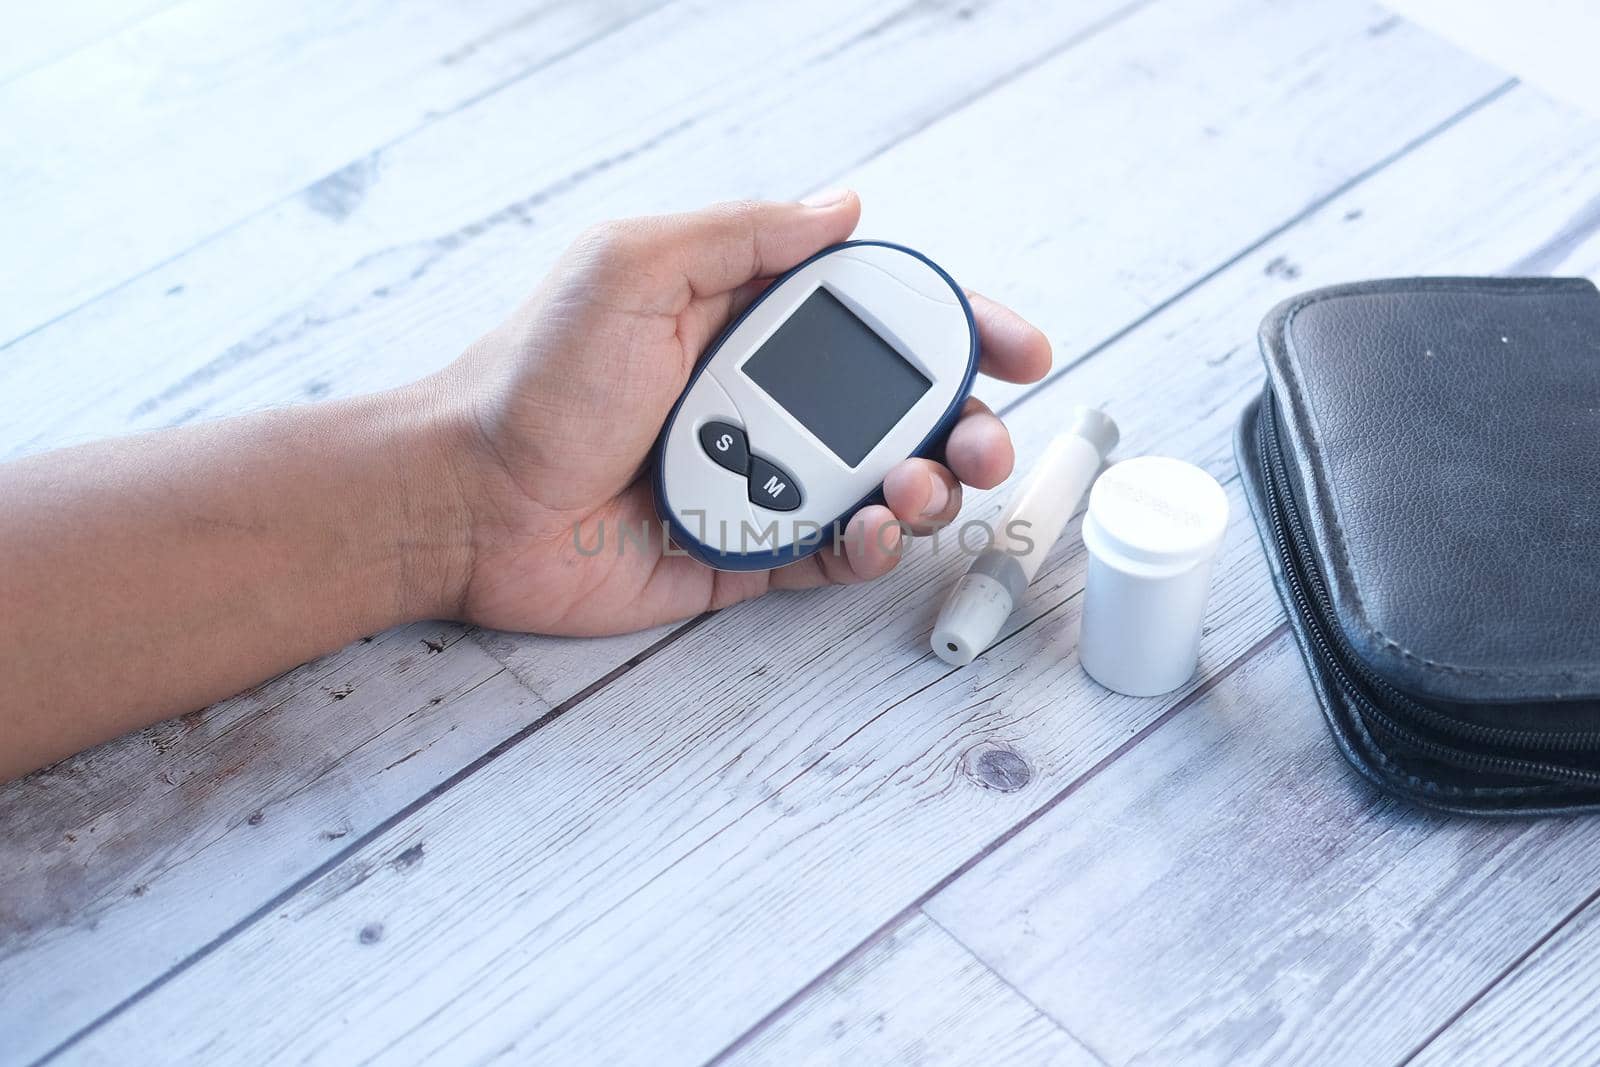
[5,1,1600,1063]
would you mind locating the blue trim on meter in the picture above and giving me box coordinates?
[650,240,981,572]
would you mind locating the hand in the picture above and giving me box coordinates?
[428,193,1052,636]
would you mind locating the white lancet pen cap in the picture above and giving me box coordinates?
[931,407,1119,666]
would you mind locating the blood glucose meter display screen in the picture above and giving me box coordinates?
[742,288,933,467]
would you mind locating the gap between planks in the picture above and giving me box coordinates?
[0,0,1152,361]
[0,0,675,354]
[996,76,1520,420]
[1395,878,1600,1065]
[917,907,1114,1067]
[800,0,1157,217]
[29,616,708,1067]
[28,64,1525,1067]
[705,619,1292,1067]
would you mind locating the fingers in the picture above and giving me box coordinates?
[768,504,903,592]
[968,290,1052,384]
[880,397,1011,535]
[779,397,1014,592]
[883,459,962,536]
[583,192,862,308]
[943,397,1014,489]
[837,505,904,582]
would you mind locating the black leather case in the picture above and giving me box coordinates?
[1235,277,1600,814]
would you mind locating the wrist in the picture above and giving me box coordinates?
[360,380,479,624]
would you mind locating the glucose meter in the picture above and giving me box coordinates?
[653,241,979,570]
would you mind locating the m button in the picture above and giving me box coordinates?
[748,456,802,512]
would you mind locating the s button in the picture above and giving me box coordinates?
[699,420,749,475]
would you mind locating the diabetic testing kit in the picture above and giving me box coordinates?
[658,255,1600,810]
[653,238,1226,697]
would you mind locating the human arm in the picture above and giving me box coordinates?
[0,193,1051,780]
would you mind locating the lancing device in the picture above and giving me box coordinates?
[931,407,1119,666]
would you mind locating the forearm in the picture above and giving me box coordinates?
[0,383,473,780]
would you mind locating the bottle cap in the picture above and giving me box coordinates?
[1081,456,1228,572]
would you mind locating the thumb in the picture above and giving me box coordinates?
[638,192,862,299]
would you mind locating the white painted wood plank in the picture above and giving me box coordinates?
[847,4,1491,415]
[0,625,546,1065]
[724,912,1101,1067]
[49,21,1570,1063]
[1410,903,1600,1066]
[0,0,667,344]
[0,0,1145,461]
[471,622,682,707]
[926,633,1600,1067]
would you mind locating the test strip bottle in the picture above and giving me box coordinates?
[1077,456,1228,696]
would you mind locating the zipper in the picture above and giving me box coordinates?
[1255,393,1600,788]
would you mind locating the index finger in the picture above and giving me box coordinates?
[968,289,1052,384]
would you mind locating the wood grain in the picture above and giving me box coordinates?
[38,8,1558,1060]
[722,913,1101,1067]
[0,625,550,1064]
[926,634,1600,1066]
[0,0,669,343]
[0,0,1141,461]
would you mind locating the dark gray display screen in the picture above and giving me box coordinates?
[742,288,932,467]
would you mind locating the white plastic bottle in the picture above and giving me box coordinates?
[1078,456,1229,697]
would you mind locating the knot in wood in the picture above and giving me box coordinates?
[965,745,1031,793]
